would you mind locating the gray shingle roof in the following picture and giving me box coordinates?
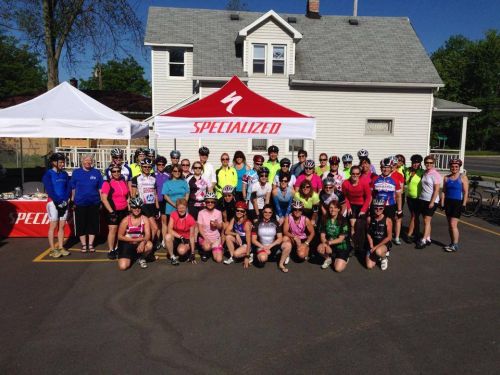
[145,7,443,85]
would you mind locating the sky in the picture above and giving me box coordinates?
[59,0,500,83]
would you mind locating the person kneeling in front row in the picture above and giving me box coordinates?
[366,198,392,271]
[116,197,153,270]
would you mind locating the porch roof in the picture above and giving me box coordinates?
[432,97,481,117]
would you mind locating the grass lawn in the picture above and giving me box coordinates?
[466,170,500,180]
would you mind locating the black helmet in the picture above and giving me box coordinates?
[49,153,66,162]
[258,167,270,175]
[140,158,153,166]
[280,158,291,167]
[110,148,123,157]
[198,146,210,156]
[155,156,167,165]
[410,154,423,164]
[170,150,181,159]
[268,145,279,154]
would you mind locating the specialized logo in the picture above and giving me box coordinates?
[220,91,242,114]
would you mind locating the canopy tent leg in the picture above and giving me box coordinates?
[20,138,24,187]
[126,139,131,165]
[460,116,468,173]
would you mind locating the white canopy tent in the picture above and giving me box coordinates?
[0,81,149,185]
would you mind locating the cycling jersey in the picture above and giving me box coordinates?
[372,175,398,206]
[215,166,238,198]
[295,174,323,193]
[252,219,281,246]
[321,170,345,191]
[42,168,71,204]
[322,218,349,251]
[242,169,259,200]
[131,174,157,205]
[273,186,294,218]
[273,171,296,187]
[419,169,442,203]
[369,217,389,246]
[104,164,132,181]
[186,175,210,206]
[287,214,307,240]
[263,160,281,182]
[126,215,145,239]
[404,168,424,198]
[250,182,272,210]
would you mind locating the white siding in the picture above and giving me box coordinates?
[247,19,291,40]
[152,47,194,153]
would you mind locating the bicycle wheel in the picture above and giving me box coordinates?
[463,191,482,217]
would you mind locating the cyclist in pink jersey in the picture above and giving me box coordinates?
[283,200,315,265]
[165,198,197,265]
[294,159,323,192]
[197,192,224,262]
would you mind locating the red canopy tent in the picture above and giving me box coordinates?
[154,76,316,139]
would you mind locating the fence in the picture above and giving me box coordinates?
[55,146,147,172]
[430,149,460,171]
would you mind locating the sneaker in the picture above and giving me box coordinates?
[170,256,180,266]
[386,250,391,257]
[404,235,414,244]
[138,258,148,269]
[58,247,70,256]
[107,249,117,260]
[426,239,432,246]
[201,254,209,262]
[223,256,234,265]
[321,257,332,269]
[380,257,389,271]
[161,240,165,249]
[284,256,290,265]
[248,253,254,264]
[49,248,62,258]
[155,241,162,251]
[415,241,426,249]
[444,244,459,253]
[393,238,401,245]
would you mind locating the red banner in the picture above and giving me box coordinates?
[0,200,72,238]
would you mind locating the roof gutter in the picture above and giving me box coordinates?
[192,76,249,82]
[433,108,481,113]
[290,78,444,89]
[144,42,194,47]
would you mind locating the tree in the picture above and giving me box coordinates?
[225,0,250,11]
[0,0,143,90]
[0,33,46,99]
[79,57,151,97]
[431,30,500,151]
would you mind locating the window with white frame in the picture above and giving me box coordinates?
[365,119,393,135]
[252,139,268,152]
[272,45,285,74]
[253,44,266,74]
[169,48,185,77]
[289,139,304,152]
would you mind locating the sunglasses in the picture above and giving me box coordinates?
[351,173,360,176]
[281,165,290,168]
[205,200,216,204]
[299,155,306,158]
[374,207,385,211]
[259,173,268,177]
[193,166,202,170]
[221,158,229,161]
[305,167,314,170]
[112,156,123,159]
[236,209,246,213]
[263,211,273,214]
[142,166,152,169]
[324,185,333,189]
[131,206,142,210]
[181,164,190,167]
[330,162,339,165]
[303,186,311,189]
[320,158,327,161]
[280,179,289,183]
[171,157,179,160]
[111,170,121,173]
[255,163,263,166]
[224,194,233,197]
[425,161,434,165]
[156,163,165,166]
[172,170,181,173]
[292,208,303,211]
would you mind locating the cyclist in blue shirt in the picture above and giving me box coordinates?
[42,153,71,258]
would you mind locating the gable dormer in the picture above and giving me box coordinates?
[238,10,302,77]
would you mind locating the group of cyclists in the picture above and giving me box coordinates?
[42,144,469,272]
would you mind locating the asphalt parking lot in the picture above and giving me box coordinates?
[0,212,498,374]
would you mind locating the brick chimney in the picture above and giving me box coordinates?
[306,0,321,19]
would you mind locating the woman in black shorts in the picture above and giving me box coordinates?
[116,197,153,270]
[366,198,392,271]
[251,204,289,272]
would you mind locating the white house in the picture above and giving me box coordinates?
[144,1,477,167]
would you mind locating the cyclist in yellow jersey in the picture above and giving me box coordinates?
[341,154,353,179]
[263,145,281,183]
[130,148,145,178]
[404,154,424,243]
[215,153,238,198]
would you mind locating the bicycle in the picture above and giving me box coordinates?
[483,181,500,220]
[462,176,482,217]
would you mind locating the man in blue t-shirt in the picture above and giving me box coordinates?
[70,154,104,252]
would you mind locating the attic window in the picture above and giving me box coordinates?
[272,45,285,74]
[253,44,266,73]
[169,48,185,77]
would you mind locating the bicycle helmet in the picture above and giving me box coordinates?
[304,159,315,168]
[342,154,353,163]
[110,148,123,157]
[381,157,394,167]
[253,154,264,163]
[449,158,463,167]
[258,167,270,175]
[146,148,155,158]
[372,197,386,207]
[280,158,291,167]
[49,152,66,162]
[129,197,144,208]
[198,146,210,156]
[323,177,335,187]
[267,145,279,154]
[222,185,235,195]
[410,154,423,163]
[357,149,369,158]
[170,150,181,159]
[134,148,145,158]
[291,200,304,210]
[235,201,248,210]
[204,192,217,201]
[329,155,340,165]
[108,163,121,170]
[389,155,399,166]
[140,158,153,166]
[155,156,167,165]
